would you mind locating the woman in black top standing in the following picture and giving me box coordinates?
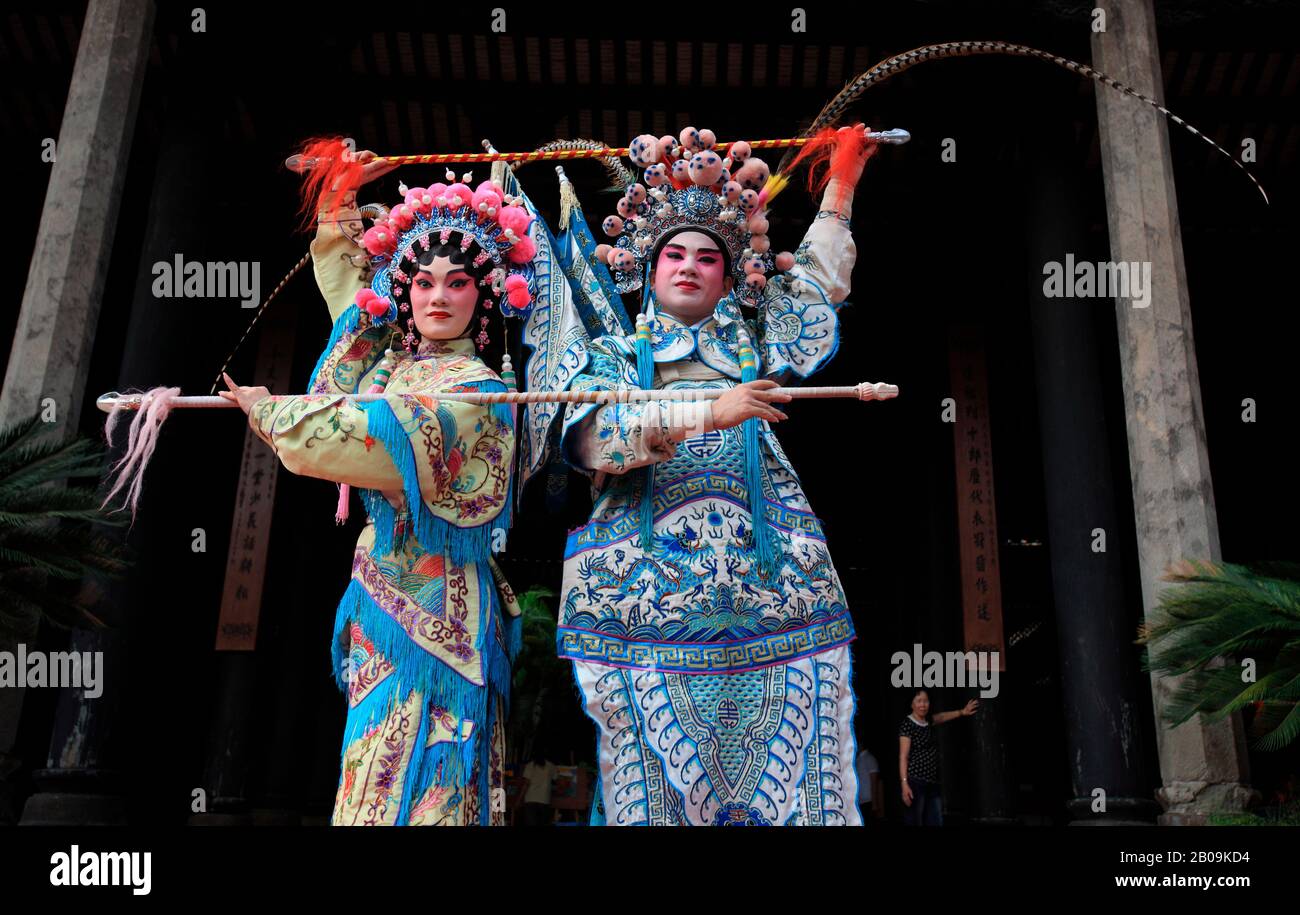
[898,689,978,826]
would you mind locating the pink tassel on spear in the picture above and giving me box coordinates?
[100,386,182,521]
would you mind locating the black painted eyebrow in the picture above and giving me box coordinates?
[662,243,722,255]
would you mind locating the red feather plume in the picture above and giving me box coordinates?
[781,126,879,212]
[293,136,367,232]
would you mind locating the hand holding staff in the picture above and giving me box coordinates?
[216,372,270,414]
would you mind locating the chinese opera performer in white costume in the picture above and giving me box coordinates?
[556,125,878,825]
[220,144,538,825]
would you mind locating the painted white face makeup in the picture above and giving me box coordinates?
[409,255,479,340]
[651,230,733,325]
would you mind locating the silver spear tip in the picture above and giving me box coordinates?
[868,128,911,145]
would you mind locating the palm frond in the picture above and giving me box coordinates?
[0,436,105,492]
[0,411,132,635]
[1143,560,1300,749]
[1255,703,1300,751]
[0,413,48,461]
[0,483,131,529]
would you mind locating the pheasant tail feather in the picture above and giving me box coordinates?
[775,40,1268,205]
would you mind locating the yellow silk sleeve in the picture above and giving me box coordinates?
[249,390,513,528]
[311,197,371,324]
[249,395,401,491]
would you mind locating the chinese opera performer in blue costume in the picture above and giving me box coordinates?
[554,125,879,825]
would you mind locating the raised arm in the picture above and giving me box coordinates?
[306,150,399,396]
[759,125,876,381]
[311,149,398,323]
[784,179,860,305]
[311,193,371,326]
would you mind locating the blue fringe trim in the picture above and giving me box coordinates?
[635,302,656,556]
[506,612,522,664]
[394,687,434,826]
[490,400,516,550]
[328,562,515,825]
[357,389,510,569]
[478,569,515,716]
[419,732,478,809]
[478,686,497,825]
[741,346,780,577]
[330,578,489,733]
[308,303,361,392]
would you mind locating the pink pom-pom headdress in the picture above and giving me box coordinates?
[361,170,535,324]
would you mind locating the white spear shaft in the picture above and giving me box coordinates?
[96,382,899,412]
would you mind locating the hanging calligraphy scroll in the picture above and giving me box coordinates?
[214,302,297,651]
[948,325,1007,672]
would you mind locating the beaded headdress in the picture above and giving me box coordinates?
[595,127,796,307]
[354,170,537,348]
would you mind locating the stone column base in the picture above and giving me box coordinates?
[20,768,126,825]
[1156,780,1259,825]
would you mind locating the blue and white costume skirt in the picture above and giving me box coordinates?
[574,644,861,826]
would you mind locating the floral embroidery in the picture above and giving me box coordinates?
[457,493,503,520]
[291,288,519,826]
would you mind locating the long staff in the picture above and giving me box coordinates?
[96,382,899,413]
[283,131,912,171]
[94,382,898,518]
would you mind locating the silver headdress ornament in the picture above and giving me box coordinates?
[596,127,792,307]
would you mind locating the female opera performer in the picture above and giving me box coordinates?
[220,145,537,825]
